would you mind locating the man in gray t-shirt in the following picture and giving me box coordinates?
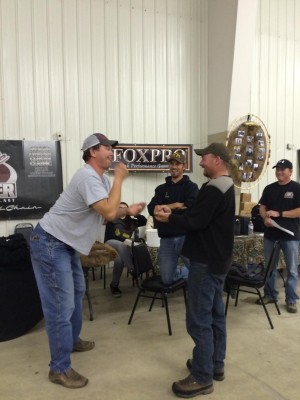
[30,133,145,389]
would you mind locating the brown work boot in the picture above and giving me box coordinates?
[73,338,95,352]
[48,368,88,388]
[287,303,297,313]
[186,359,225,381]
[172,374,213,398]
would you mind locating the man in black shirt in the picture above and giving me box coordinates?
[156,143,235,398]
[258,159,300,313]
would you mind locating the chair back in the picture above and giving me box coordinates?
[131,239,154,278]
[14,223,34,246]
[263,240,281,285]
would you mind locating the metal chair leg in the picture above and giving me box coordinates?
[100,265,107,289]
[83,268,94,321]
[128,290,142,325]
[257,290,274,329]
[163,293,172,336]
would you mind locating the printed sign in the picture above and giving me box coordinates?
[0,140,63,220]
[110,144,193,172]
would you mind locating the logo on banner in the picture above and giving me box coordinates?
[0,152,17,200]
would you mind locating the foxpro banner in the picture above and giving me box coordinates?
[0,140,63,220]
[110,144,193,172]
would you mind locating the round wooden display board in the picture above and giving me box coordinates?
[226,114,271,188]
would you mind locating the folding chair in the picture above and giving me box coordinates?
[14,223,34,246]
[128,239,187,336]
[80,242,118,321]
[225,240,281,329]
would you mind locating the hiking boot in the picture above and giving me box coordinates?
[48,368,88,389]
[110,283,122,297]
[172,374,213,398]
[73,338,95,352]
[256,296,276,305]
[186,359,225,382]
[287,303,297,313]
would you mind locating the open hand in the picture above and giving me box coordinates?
[127,202,146,216]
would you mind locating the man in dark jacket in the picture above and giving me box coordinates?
[147,152,198,284]
[156,143,235,398]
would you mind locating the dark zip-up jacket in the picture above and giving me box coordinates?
[147,175,198,238]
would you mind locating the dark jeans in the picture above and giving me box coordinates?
[187,262,227,384]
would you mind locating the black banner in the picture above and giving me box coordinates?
[0,140,63,220]
[110,144,193,172]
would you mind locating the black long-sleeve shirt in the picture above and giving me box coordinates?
[169,176,235,275]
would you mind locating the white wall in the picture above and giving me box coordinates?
[250,0,300,202]
[0,0,207,237]
[207,0,300,206]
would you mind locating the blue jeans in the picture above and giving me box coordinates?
[30,223,85,372]
[187,262,227,384]
[264,238,300,304]
[158,236,189,284]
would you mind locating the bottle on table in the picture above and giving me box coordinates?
[248,219,254,235]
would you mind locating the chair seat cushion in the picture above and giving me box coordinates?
[227,262,265,284]
[141,276,186,292]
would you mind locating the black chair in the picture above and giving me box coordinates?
[14,223,34,246]
[128,239,187,336]
[225,240,281,329]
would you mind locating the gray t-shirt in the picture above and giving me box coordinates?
[40,164,111,255]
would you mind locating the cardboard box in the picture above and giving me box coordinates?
[239,201,257,213]
[239,210,251,217]
[240,193,251,202]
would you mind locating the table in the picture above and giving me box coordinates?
[232,233,300,268]
[233,233,264,266]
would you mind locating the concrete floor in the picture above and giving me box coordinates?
[1,269,300,400]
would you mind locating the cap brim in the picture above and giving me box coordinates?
[272,164,292,169]
[101,139,118,147]
[168,158,185,163]
[194,149,204,156]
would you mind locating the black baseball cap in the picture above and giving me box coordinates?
[272,159,293,169]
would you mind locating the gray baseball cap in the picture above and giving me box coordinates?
[81,133,118,151]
